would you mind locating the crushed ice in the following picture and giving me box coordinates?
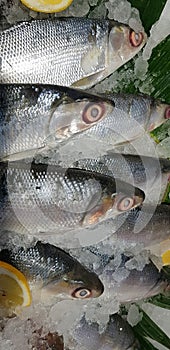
[0,0,170,349]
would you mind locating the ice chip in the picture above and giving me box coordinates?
[127,304,143,326]
[134,56,149,79]
[156,137,170,158]
[113,1,131,22]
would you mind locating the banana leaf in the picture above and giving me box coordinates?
[133,308,170,349]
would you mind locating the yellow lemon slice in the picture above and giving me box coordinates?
[162,250,170,266]
[20,0,73,13]
[0,261,31,310]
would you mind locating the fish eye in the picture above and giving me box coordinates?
[71,287,92,299]
[82,102,106,124]
[117,196,134,211]
[164,106,170,119]
[129,30,143,47]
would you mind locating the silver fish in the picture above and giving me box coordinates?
[0,18,146,88]
[0,161,144,235]
[79,93,170,146]
[84,247,169,302]
[73,314,135,350]
[74,153,170,203]
[111,204,170,249]
[107,261,169,302]
[0,240,104,299]
[1,88,169,163]
[0,84,113,161]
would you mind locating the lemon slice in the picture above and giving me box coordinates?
[0,261,31,310]
[20,0,73,13]
[162,250,170,266]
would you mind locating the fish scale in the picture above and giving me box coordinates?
[0,18,146,87]
[0,84,114,161]
[74,153,170,189]
[84,93,170,144]
[1,86,169,162]
[0,161,144,235]
[0,18,107,85]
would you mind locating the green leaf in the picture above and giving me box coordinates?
[147,36,170,102]
[162,266,170,277]
[162,185,170,203]
[133,332,160,350]
[128,0,167,33]
[133,308,170,349]
[151,121,170,142]
[149,294,170,310]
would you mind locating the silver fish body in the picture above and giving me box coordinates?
[0,161,144,235]
[84,247,169,302]
[79,93,170,145]
[0,18,146,88]
[0,84,113,161]
[107,261,169,302]
[74,153,170,203]
[112,204,170,249]
[73,314,135,350]
[0,240,104,299]
[1,88,169,163]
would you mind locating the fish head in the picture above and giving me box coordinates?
[64,263,104,299]
[42,262,104,300]
[82,180,145,226]
[108,22,147,73]
[147,101,170,131]
[48,97,113,143]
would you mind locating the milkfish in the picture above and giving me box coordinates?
[109,204,170,249]
[83,248,169,302]
[1,87,170,163]
[0,84,113,161]
[76,93,170,147]
[107,260,169,302]
[0,161,144,235]
[0,240,104,299]
[0,18,146,88]
[74,152,170,203]
[73,314,135,350]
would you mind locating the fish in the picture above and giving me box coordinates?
[0,161,144,235]
[111,204,170,249]
[77,93,170,146]
[108,260,169,302]
[83,248,169,302]
[0,18,146,88]
[0,84,113,161]
[73,314,135,350]
[74,152,170,203]
[1,88,169,163]
[0,240,104,299]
